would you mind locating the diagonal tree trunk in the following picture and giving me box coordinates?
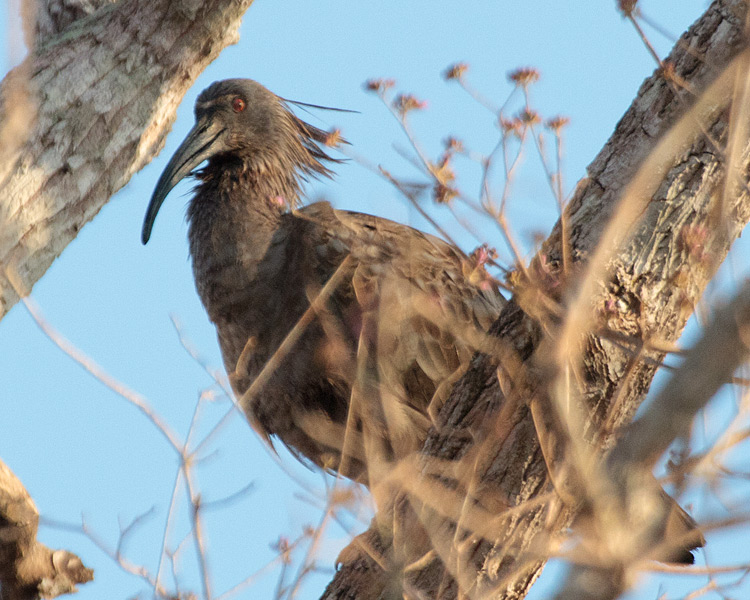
[323,1,750,598]
[0,0,254,319]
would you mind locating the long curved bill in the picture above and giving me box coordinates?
[141,119,226,244]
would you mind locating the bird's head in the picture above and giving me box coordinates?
[142,78,340,244]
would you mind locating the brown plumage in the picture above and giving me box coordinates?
[142,79,504,480]
[142,79,702,563]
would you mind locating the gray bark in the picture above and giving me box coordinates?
[553,280,750,600]
[323,1,750,598]
[0,459,93,600]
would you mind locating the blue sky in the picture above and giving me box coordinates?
[5,1,750,599]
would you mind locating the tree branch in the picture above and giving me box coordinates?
[0,459,93,600]
[323,0,750,597]
[555,280,750,600]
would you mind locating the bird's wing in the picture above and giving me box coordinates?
[293,202,506,430]
[295,202,505,324]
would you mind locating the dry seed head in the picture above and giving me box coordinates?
[273,536,290,551]
[272,536,293,563]
[519,109,541,126]
[433,183,458,204]
[443,136,464,153]
[508,67,540,87]
[500,117,522,135]
[618,0,638,16]
[434,150,456,179]
[546,116,570,131]
[432,149,457,204]
[393,93,428,116]
[364,78,396,94]
[443,62,469,81]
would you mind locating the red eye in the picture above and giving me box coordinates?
[232,97,246,112]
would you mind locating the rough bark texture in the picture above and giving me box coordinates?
[0,0,254,320]
[553,280,750,600]
[0,459,93,600]
[323,1,750,598]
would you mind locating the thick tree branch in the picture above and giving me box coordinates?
[0,0,254,321]
[0,459,93,600]
[324,1,750,598]
[29,0,118,40]
[555,280,750,600]
[615,282,750,469]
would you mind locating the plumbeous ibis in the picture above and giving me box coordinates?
[140,79,704,564]
[141,78,505,480]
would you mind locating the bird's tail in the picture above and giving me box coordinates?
[661,487,705,564]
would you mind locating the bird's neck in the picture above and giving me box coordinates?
[186,160,297,319]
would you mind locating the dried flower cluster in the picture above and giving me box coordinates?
[443,62,469,81]
[519,108,541,126]
[618,0,639,17]
[430,139,462,204]
[392,93,428,116]
[443,136,464,153]
[364,78,396,94]
[508,67,540,87]
[500,117,523,136]
[546,116,570,132]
